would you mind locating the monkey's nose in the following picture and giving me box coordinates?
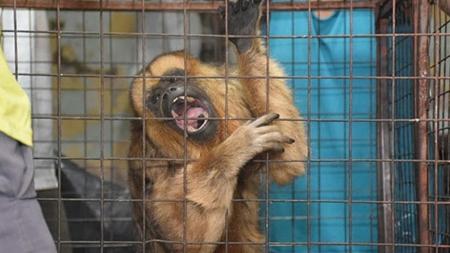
[167,85,184,95]
[161,84,185,104]
[160,84,187,117]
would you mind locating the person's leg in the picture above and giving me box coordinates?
[0,132,57,253]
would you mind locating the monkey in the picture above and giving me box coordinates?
[128,0,308,252]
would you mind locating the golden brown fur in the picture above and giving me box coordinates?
[128,3,307,252]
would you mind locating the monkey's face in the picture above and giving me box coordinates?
[131,54,220,143]
[145,68,218,141]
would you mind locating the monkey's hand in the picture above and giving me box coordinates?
[219,0,263,53]
[221,112,295,171]
[188,112,294,207]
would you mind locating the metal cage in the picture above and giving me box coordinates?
[0,0,448,252]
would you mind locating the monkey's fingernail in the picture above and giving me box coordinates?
[288,138,295,144]
[281,148,285,153]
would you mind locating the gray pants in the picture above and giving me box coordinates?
[0,132,57,253]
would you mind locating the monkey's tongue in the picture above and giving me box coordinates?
[172,107,208,132]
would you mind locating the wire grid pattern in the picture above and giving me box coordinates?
[429,3,450,252]
[0,0,448,252]
[379,0,450,252]
[384,0,418,251]
[265,7,378,253]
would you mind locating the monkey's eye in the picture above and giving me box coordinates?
[150,92,161,104]
[144,177,153,194]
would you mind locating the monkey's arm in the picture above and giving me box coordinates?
[224,0,308,184]
[129,113,292,252]
[239,50,308,184]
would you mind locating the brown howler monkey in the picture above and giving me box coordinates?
[128,0,308,252]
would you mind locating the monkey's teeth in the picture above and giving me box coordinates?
[197,114,209,130]
[172,96,196,104]
[172,96,184,103]
[171,110,180,118]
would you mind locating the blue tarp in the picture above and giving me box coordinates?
[265,9,378,252]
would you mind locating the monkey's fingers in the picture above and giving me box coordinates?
[255,125,279,134]
[259,132,294,145]
[280,135,295,144]
[261,141,285,153]
[250,113,279,127]
[256,126,294,143]
[260,139,294,154]
[218,0,258,14]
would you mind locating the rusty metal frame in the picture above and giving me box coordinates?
[413,0,431,252]
[376,16,394,253]
[1,0,378,10]
[376,0,435,252]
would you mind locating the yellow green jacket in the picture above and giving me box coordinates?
[0,46,32,146]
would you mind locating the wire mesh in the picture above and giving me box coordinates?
[429,2,450,252]
[383,1,419,252]
[378,0,450,253]
[0,0,448,253]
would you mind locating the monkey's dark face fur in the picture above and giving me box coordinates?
[145,68,218,141]
[130,52,232,152]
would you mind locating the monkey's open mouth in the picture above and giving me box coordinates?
[170,96,209,133]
